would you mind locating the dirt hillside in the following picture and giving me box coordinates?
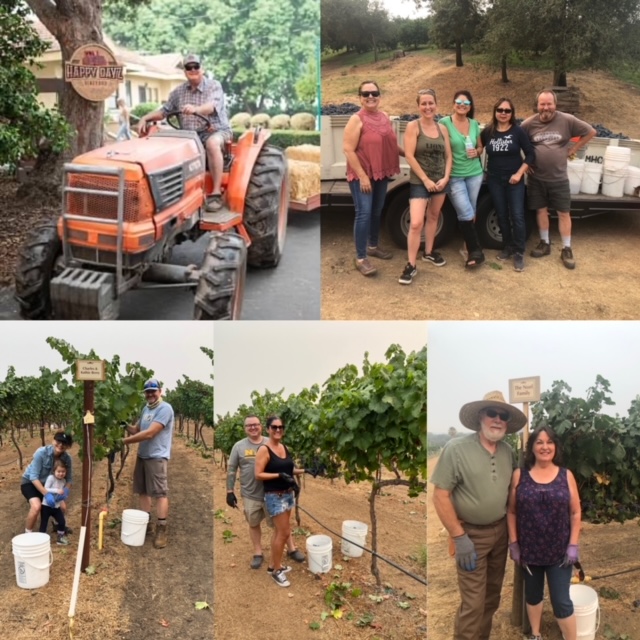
[322,51,640,139]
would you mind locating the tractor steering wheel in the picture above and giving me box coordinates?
[164,110,211,133]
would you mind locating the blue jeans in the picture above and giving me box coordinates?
[116,123,131,141]
[348,178,389,259]
[523,563,574,619]
[487,173,526,254]
[447,174,483,222]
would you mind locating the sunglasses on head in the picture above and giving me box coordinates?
[496,108,513,114]
[455,99,471,106]
[185,64,200,71]
[360,90,380,98]
[270,425,284,431]
[485,408,510,421]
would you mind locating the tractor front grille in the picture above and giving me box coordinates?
[148,166,184,211]
[66,173,147,223]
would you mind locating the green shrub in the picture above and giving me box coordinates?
[131,102,161,118]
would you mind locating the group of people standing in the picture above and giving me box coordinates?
[343,82,596,280]
[431,391,582,640]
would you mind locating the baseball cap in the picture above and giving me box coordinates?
[183,54,201,67]
[143,378,161,391]
[54,432,73,446]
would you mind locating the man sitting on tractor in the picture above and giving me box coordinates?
[138,53,232,213]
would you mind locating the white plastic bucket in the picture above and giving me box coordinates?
[583,138,610,166]
[120,509,149,547]
[624,166,640,196]
[306,534,332,574]
[570,584,599,640]
[603,146,631,173]
[580,162,603,195]
[567,159,585,195]
[341,520,368,558]
[12,532,53,589]
[602,169,626,198]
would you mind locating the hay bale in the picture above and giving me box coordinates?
[285,144,321,163]
[288,159,320,201]
[250,113,270,128]
[270,114,291,130]
[230,112,252,129]
[290,112,316,131]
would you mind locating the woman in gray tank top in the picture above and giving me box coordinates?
[399,89,452,285]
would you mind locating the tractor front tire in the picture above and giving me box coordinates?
[244,145,289,268]
[14,221,63,319]
[194,232,247,320]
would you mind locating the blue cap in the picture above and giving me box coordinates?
[143,378,161,391]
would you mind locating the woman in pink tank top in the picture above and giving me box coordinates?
[343,81,402,277]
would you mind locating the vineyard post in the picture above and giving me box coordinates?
[508,376,540,633]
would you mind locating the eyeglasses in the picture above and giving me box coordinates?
[485,408,510,421]
[185,64,200,71]
[496,108,513,114]
[360,91,380,98]
[455,99,471,106]
[245,423,261,428]
[270,425,285,431]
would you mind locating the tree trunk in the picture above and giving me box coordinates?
[501,54,509,83]
[24,1,106,197]
[455,41,463,67]
[40,417,46,447]
[368,478,381,586]
[11,425,23,469]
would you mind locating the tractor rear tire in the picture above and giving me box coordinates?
[194,231,247,320]
[14,221,63,319]
[244,145,289,268]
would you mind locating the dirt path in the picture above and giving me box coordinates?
[213,463,426,640]
[0,432,213,640]
[427,453,640,639]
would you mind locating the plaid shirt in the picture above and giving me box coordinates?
[162,77,231,136]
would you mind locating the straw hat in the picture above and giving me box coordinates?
[459,390,527,434]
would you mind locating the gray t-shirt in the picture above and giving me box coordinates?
[137,401,174,459]
[430,432,516,525]
[521,110,593,182]
[226,436,267,501]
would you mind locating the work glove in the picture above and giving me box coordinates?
[304,468,318,478]
[55,488,69,502]
[43,493,56,508]
[453,533,477,571]
[562,544,579,566]
[226,492,238,509]
[508,542,521,565]
[278,472,296,487]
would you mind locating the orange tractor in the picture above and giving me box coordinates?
[14,112,289,320]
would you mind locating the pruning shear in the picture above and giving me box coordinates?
[522,562,533,576]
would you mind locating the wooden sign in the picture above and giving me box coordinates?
[65,43,123,102]
[508,376,541,404]
[75,360,106,381]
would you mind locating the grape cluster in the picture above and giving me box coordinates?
[321,103,360,115]
[590,123,629,140]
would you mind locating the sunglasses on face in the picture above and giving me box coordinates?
[485,408,510,421]
[496,108,513,114]
[185,64,200,71]
[360,91,380,98]
[270,425,284,431]
[455,99,471,106]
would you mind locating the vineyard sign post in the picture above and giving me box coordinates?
[508,375,541,632]
[75,360,105,571]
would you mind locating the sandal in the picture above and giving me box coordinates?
[465,252,485,269]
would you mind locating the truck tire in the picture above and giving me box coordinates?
[475,192,534,250]
[194,232,247,320]
[385,188,457,249]
[244,145,289,268]
[14,221,63,319]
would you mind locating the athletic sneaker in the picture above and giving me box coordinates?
[530,240,551,258]
[422,251,446,266]
[271,568,291,587]
[398,262,417,285]
[57,534,70,546]
[561,246,575,269]
[513,253,525,272]
[267,565,292,574]
[496,248,513,261]
[527,635,542,640]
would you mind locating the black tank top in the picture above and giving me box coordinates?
[262,444,294,492]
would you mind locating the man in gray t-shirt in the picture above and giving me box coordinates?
[431,391,524,640]
[124,378,174,549]
[226,415,305,569]
[521,89,595,269]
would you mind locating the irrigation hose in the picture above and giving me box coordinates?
[296,504,427,586]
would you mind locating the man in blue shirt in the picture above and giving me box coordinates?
[124,378,174,549]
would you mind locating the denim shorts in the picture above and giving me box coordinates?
[264,490,294,517]
[409,183,444,200]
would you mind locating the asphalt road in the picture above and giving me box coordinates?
[0,210,320,321]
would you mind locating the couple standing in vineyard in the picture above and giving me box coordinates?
[226,414,308,588]
[431,390,582,640]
